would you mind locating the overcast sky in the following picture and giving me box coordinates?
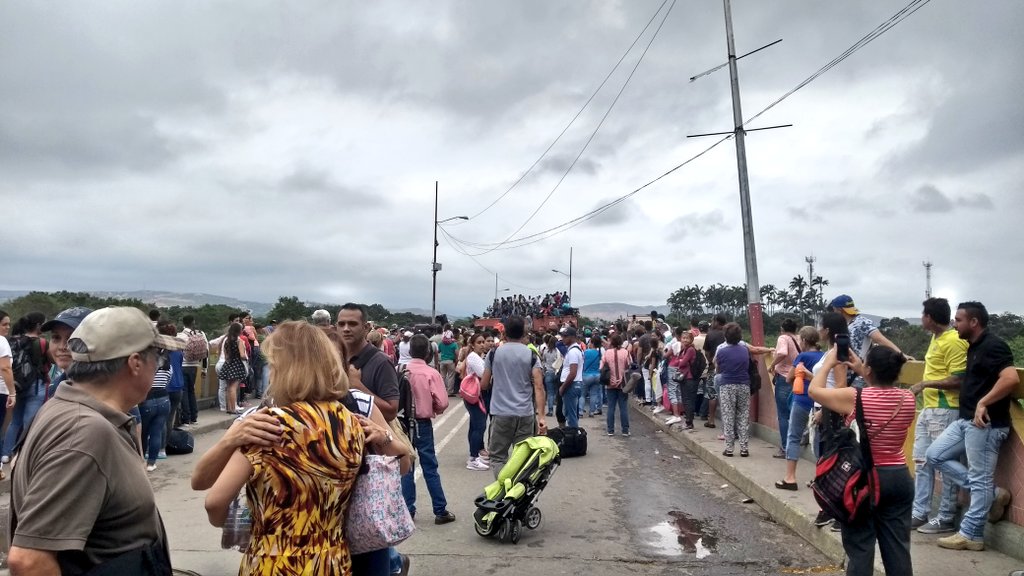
[3,1,1022,318]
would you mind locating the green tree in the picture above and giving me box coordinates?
[266,296,310,321]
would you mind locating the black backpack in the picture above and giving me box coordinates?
[747,356,762,393]
[10,336,45,395]
[690,350,707,380]
[395,365,417,442]
[811,388,877,524]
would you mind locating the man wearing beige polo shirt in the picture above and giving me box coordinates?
[8,307,183,575]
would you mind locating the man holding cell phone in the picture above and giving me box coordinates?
[828,294,906,387]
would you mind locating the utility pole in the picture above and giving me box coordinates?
[569,246,573,303]
[923,260,933,299]
[724,0,764,347]
[431,182,468,326]
[431,182,439,326]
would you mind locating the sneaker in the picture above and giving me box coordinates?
[652,406,666,415]
[607,431,615,436]
[1,455,9,464]
[830,520,842,532]
[989,487,1011,523]
[685,423,695,430]
[917,518,956,534]
[189,421,198,426]
[146,464,157,472]
[665,416,683,426]
[622,431,631,437]
[911,516,928,530]
[814,510,833,527]
[466,458,490,471]
[157,451,167,460]
[937,532,984,551]
[434,511,456,525]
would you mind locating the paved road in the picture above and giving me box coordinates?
[160,403,840,576]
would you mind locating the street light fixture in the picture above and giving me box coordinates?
[432,181,468,325]
[550,246,573,302]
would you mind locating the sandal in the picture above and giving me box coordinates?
[775,480,798,491]
[704,422,716,429]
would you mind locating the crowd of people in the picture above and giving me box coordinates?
[0,292,1018,575]
[484,291,575,319]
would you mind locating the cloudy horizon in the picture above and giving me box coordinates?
[3,1,1022,318]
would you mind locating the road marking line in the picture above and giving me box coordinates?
[414,411,470,483]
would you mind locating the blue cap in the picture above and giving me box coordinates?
[828,295,859,315]
[41,307,94,332]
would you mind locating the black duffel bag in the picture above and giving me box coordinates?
[547,426,587,458]
[166,428,195,455]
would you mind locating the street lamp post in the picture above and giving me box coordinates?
[551,246,573,302]
[431,181,468,325]
[493,274,511,304]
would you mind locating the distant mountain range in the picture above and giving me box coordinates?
[0,289,275,317]
[0,290,920,327]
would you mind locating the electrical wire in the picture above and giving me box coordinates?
[443,0,934,254]
[467,0,673,221]
[437,227,558,293]
[465,0,678,256]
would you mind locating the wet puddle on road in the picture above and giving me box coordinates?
[647,510,718,559]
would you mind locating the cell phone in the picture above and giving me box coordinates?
[835,333,850,362]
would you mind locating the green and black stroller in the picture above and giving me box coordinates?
[473,436,561,544]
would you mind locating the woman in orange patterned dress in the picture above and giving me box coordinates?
[203,321,403,576]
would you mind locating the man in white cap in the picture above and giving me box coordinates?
[7,306,183,574]
[397,330,414,367]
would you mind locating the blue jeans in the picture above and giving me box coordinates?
[401,419,448,517]
[351,547,390,576]
[543,371,558,413]
[583,374,602,413]
[3,380,45,458]
[912,407,959,523]
[773,374,792,449]
[464,399,487,458]
[605,387,629,434]
[786,401,812,461]
[139,395,171,465]
[561,381,583,428]
[925,419,1009,541]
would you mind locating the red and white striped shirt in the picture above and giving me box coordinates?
[847,387,915,467]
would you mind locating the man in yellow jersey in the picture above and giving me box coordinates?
[910,297,968,534]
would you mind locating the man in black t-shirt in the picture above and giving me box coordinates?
[701,314,727,428]
[337,303,399,422]
[926,301,1019,551]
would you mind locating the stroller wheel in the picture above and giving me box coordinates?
[496,519,511,542]
[510,519,523,544]
[525,507,542,530]
[474,510,498,537]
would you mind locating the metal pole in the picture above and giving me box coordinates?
[494,273,498,304]
[723,0,763,347]
[431,181,438,325]
[569,246,573,303]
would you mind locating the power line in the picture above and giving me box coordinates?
[467,0,673,221]
[465,0,678,255]
[437,226,557,293]
[444,0,934,254]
